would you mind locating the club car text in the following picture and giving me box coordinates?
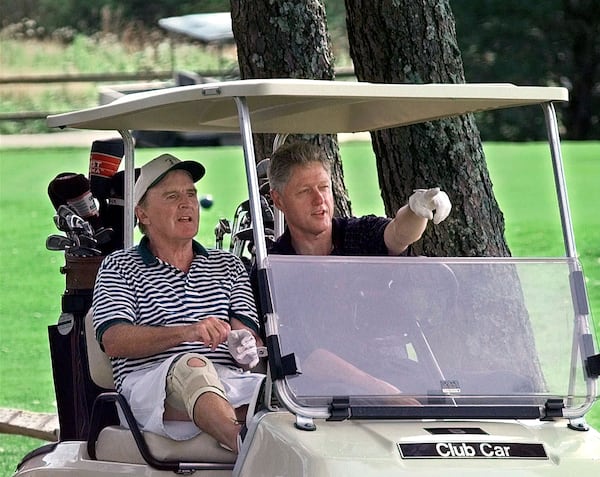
[398,442,548,459]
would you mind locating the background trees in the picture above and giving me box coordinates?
[1,0,597,140]
[453,0,599,140]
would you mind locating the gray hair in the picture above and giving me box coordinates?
[268,142,331,193]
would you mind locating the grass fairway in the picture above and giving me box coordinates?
[0,140,598,474]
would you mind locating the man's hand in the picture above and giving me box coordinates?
[191,317,231,351]
[227,329,259,368]
[408,188,451,224]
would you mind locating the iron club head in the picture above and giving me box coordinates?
[46,234,75,251]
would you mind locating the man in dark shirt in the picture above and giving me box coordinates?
[256,141,451,402]
[267,141,451,257]
[250,140,452,309]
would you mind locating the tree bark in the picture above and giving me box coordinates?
[230,0,351,216]
[344,0,509,257]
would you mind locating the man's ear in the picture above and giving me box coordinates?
[270,189,284,211]
[135,205,149,226]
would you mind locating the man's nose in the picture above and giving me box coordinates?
[179,195,196,207]
[311,189,325,204]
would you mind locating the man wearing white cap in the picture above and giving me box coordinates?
[93,153,262,453]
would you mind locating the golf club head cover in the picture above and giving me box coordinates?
[408,187,452,224]
[48,172,78,210]
[48,172,103,231]
[89,138,124,200]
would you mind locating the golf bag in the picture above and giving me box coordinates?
[45,139,128,440]
[47,254,118,440]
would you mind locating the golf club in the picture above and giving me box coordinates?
[46,234,76,251]
[214,218,231,249]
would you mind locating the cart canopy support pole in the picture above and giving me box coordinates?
[119,130,135,249]
[542,102,577,259]
[234,96,268,269]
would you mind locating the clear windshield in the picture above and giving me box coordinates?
[265,255,597,418]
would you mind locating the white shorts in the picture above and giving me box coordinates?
[119,355,264,440]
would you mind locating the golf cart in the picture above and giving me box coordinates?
[14,79,600,475]
[98,12,241,148]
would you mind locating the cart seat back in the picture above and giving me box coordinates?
[84,309,114,390]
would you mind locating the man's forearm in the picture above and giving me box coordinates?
[230,317,264,347]
[383,205,428,255]
[101,322,191,359]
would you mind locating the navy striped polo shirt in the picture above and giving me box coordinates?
[92,237,258,390]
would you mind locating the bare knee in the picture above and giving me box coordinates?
[187,357,207,367]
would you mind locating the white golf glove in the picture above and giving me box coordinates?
[408,187,451,224]
[227,329,260,368]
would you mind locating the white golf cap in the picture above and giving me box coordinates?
[134,153,205,205]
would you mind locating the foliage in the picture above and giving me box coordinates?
[0,0,597,140]
[0,0,231,33]
[453,0,600,140]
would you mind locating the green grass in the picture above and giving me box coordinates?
[0,141,599,474]
[484,142,600,315]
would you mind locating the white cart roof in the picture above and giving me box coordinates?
[47,79,568,134]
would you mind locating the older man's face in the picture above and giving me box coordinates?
[136,169,199,243]
[271,162,334,238]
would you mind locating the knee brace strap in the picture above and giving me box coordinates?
[166,353,227,419]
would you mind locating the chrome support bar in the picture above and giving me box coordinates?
[119,130,135,249]
[234,97,268,269]
[543,103,598,415]
[542,102,577,259]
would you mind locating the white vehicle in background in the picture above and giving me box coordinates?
[98,12,241,147]
[13,79,600,476]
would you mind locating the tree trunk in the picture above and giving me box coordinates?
[344,0,544,388]
[230,0,351,216]
[345,0,509,257]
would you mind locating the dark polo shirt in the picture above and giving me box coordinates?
[269,215,393,256]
